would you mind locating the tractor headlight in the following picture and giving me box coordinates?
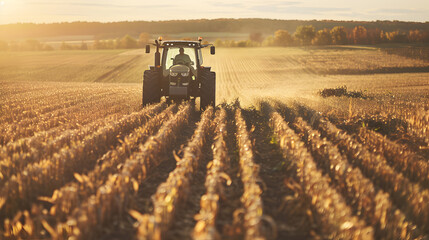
[170,81,177,86]
[181,72,189,77]
[170,72,178,77]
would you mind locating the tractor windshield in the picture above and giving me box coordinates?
[164,47,196,70]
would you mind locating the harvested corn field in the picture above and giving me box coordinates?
[1,47,429,239]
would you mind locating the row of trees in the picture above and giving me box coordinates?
[93,33,150,49]
[2,19,429,40]
[253,25,429,47]
[1,26,429,51]
[210,28,428,48]
[0,33,151,51]
[214,25,429,47]
[0,39,54,51]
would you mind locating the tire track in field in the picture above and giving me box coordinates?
[94,55,142,82]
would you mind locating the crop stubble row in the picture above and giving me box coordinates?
[1,91,428,239]
[0,103,165,219]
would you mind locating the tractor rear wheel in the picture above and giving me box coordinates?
[142,70,161,107]
[200,70,216,111]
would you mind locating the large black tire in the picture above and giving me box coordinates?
[142,70,161,107]
[200,70,216,111]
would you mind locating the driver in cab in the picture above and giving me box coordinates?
[173,47,192,67]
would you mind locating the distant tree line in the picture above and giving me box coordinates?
[0,39,54,51]
[215,25,429,47]
[0,33,150,51]
[93,33,150,49]
[1,19,429,40]
[1,26,428,51]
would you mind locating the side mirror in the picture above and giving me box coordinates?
[210,46,215,55]
[145,45,150,53]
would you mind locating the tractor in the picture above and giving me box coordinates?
[143,37,216,110]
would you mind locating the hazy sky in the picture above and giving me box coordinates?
[0,0,428,24]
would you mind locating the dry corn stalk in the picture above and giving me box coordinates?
[0,103,165,221]
[235,108,271,240]
[193,108,230,240]
[135,106,214,240]
[0,91,134,145]
[48,104,176,220]
[314,117,429,234]
[357,126,429,187]
[0,98,144,188]
[268,106,373,240]
[60,103,192,239]
[292,117,424,239]
[367,101,428,145]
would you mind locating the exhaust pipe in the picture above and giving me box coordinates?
[155,40,161,68]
